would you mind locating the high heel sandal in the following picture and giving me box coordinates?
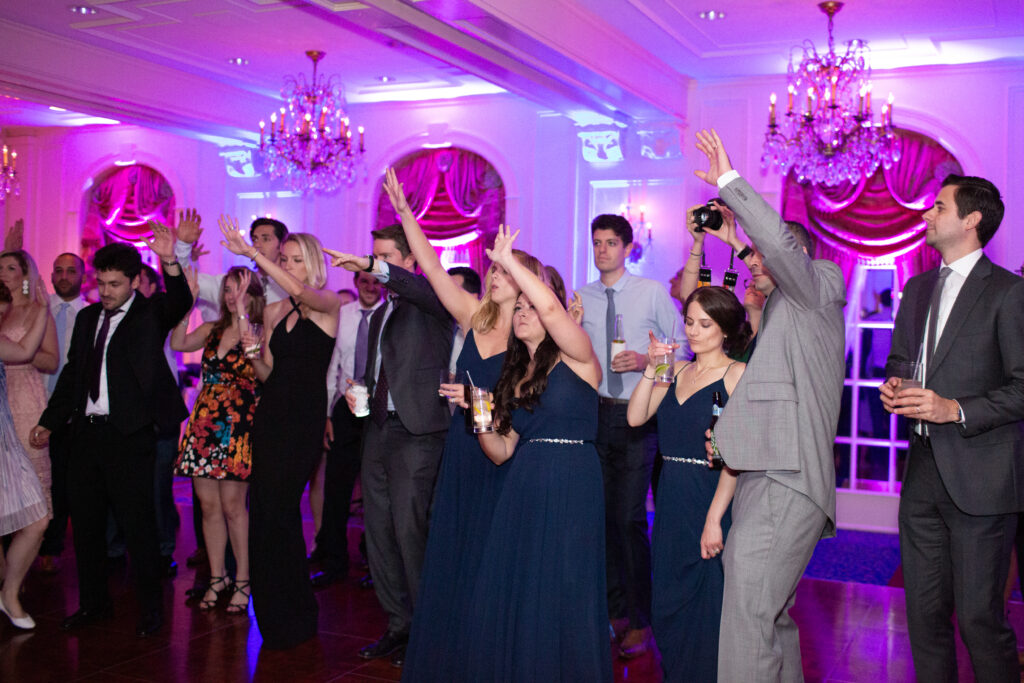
[199,576,232,611]
[225,580,250,614]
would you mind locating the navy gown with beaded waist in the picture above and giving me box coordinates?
[651,375,732,683]
[402,329,508,681]
[464,361,612,682]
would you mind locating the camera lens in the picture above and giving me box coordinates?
[694,202,723,232]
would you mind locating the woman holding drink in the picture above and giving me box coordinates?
[373,167,546,680]
[219,221,341,649]
[172,266,264,613]
[626,285,748,683]
[467,225,611,681]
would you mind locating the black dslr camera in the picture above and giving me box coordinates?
[692,198,724,232]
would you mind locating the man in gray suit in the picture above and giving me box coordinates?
[880,174,1024,681]
[694,129,846,681]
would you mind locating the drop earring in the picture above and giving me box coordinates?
[21,279,29,295]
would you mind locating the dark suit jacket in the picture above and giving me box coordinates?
[364,263,453,436]
[40,269,192,437]
[886,255,1024,516]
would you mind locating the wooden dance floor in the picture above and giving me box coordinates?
[2,480,1022,682]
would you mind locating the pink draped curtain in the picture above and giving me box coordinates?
[82,165,175,245]
[376,148,505,275]
[781,129,962,290]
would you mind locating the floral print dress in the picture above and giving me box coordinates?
[176,326,259,481]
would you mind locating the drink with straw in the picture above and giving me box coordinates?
[470,387,494,433]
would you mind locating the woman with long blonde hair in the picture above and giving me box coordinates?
[219,221,341,649]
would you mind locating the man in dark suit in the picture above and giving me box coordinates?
[31,229,191,637]
[331,224,452,667]
[881,174,1024,681]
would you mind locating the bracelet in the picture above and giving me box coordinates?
[642,372,656,380]
[161,259,179,268]
[239,313,249,320]
[736,244,753,260]
[362,254,375,273]
[690,250,702,257]
[248,249,260,260]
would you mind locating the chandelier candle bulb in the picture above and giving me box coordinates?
[10,152,14,170]
[787,85,795,113]
[358,126,365,152]
[2,146,6,167]
[318,107,327,130]
[769,93,777,126]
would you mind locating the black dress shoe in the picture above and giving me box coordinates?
[60,604,114,631]
[310,570,342,590]
[307,547,325,565]
[135,609,164,637]
[358,630,408,660]
[390,646,406,668]
[162,557,178,579]
[358,573,374,590]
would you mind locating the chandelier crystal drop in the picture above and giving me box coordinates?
[258,50,366,193]
[761,2,900,186]
[0,143,19,206]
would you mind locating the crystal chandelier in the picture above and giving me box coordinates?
[0,142,18,206]
[761,2,900,186]
[258,50,366,193]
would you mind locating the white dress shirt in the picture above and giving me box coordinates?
[325,298,384,414]
[85,292,135,416]
[47,292,88,397]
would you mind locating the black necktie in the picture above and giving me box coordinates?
[925,267,953,361]
[89,308,123,402]
[370,297,396,426]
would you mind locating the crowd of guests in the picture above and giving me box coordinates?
[1,129,1021,683]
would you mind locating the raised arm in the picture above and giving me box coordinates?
[383,167,479,329]
[488,226,595,367]
[219,215,339,315]
[627,331,676,426]
[694,128,844,311]
[323,250,451,324]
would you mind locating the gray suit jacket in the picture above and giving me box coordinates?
[886,256,1024,516]
[714,176,846,536]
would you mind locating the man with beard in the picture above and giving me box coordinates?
[36,252,89,573]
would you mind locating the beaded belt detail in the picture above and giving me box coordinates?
[662,456,709,467]
[528,438,586,445]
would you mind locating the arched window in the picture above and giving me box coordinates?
[375,148,504,276]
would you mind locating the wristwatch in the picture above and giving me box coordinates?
[736,244,753,260]
[363,254,375,273]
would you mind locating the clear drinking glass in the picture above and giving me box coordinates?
[350,380,369,418]
[654,337,677,383]
[892,360,922,394]
[470,386,494,433]
[244,323,263,360]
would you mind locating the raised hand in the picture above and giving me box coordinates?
[176,208,202,244]
[694,128,734,187]
[569,291,584,325]
[484,224,520,267]
[236,269,252,315]
[182,264,200,301]
[218,215,255,257]
[144,220,177,260]
[685,204,708,245]
[646,330,679,372]
[322,247,371,272]
[5,218,24,252]
[190,241,210,262]
[383,166,411,216]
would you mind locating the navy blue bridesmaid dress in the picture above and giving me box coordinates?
[402,330,507,681]
[464,362,612,682]
[651,375,733,682]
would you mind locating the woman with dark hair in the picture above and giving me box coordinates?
[466,226,611,681]
[172,266,265,614]
[374,169,547,678]
[626,285,749,682]
[220,221,341,649]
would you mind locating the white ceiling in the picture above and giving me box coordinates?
[1,0,1022,137]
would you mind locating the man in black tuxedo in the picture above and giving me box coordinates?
[331,224,452,667]
[881,174,1024,681]
[31,229,191,637]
